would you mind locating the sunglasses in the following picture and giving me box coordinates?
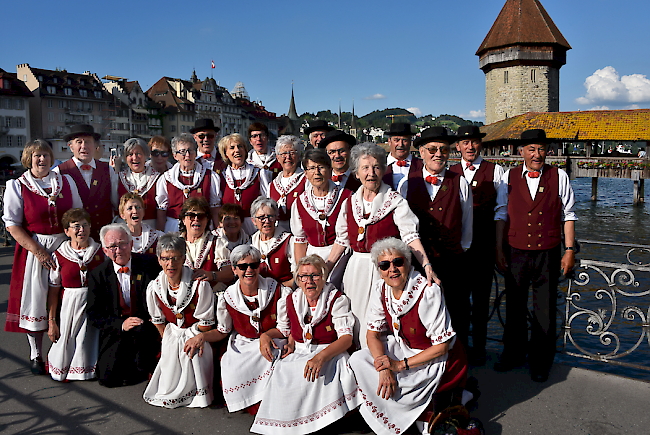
[423,145,450,155]
[197,133,216,140]
[235,261,261,271]
[151,150,170,158]
[378,257,405,271]
[185,212,207,220]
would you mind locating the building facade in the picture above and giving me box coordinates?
[0,68,32,167]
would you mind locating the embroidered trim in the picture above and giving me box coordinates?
[271,172,304,208]
[358,386,402,434]
[184,233,215,270]
[48,363,96,376]
[223,163,259,201]
[144,386,211,406]
[223,366,275,394]
[164,163,207,197]
[118,167,159,196]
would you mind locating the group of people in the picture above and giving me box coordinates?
[3,116,576,434]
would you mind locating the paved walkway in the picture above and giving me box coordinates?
[0,244,648,434]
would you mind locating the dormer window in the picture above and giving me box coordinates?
[46,86,56,94]
[52,77,58,84]
[67,78,72,85]
[64,88,73,96]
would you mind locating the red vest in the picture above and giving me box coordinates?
[407,167,463,256]
[259,236,293,283]
[117,173,160,222]
[155,290,200,326]
[382,156,423,190]
[286,291,342,345]
[346,199,400,253]
[507,165,562,251]
[381,285,434,350]
[226,288,282,339]
[269,176,307,222]
[220,173,262,217]
[166,171,213,219]
[185,236,218,272]
[55,249,105,288]
[20,178,74,235]
[296,189,352,247]
[58,159,113,233]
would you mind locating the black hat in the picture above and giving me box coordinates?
[317,130,357,149]
[190,118,220,134]
[520,129,551,145]
[63,124,101,142]
[304,119,334,136]
[413,127,456,148]
[456,125,486,140]
[385,122,415,137]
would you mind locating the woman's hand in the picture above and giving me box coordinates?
[191,268,213,282]
[424,264,440,287]
[259,332,278,362]
[184,332,205,358]
[304,353,327,382]
[47,319,59,343]
[377,368,397,400]
[281,337,295,359]
[35,248,54,270]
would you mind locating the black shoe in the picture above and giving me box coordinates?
[530,369,550,383]
[493,354,526,372]
[468,348,487,366]
[30,357,46,375]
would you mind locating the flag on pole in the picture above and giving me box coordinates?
[211,60,215,69]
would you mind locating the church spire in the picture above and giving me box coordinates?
[288,81,299,121]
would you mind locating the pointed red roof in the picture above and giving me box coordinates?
[476,0,571,56]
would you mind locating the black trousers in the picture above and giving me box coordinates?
[503,245,561,373]
[464,243,495,352]
[430,254,470,349]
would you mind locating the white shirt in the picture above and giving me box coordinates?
[494,165,577,222]
[113,259,133,308]
[155,163,222,210]
[332,168,354,190]
[386,154,412,190]
[53,157,96,188]
[459,156,504,189]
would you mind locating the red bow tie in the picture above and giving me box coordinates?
[425,175,439,185]
[527,171,540,178]
[80,164,92,171]
[202,154,212,160]
[396,160,408,167]
[118,266,129,274]
[466,162,475,171]
[331,174,343,182]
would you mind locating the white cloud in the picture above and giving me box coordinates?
[407,107,422,117]
[589,104,640,111]
[588,105,610,110]
[363,93,386,100]
[576,66,650,106]
[465,109,485,120]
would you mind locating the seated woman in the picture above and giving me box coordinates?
[143,233,215,408]
[250,197,294,288]
[184,245,291,414]
[251,254,361,435]
[348,238,467,435]
[213,203,250,251]
[47,208,105,381]
[179,197,233,292]
[119,192,163,260]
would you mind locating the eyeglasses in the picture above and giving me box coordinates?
[298,273,322,283]
[277,151,297,158]
[255,215,276,222]
[151,150,170,158]
[174,148,195,156]
[197,133,216,140]
[69,223,90,231]
[305,165,328,173]
[105,241,130,252]
[250,133,266,139]
[235,261,261,271]
[185,212,207,220]
[159,255,183,263]
[378,257,406,271]
[423,145,450,155]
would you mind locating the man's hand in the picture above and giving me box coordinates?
[122,317,143,331]
[561,250,575,277]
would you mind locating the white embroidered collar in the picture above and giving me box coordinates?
[299,181,342,228]
[223,162,259,201]
[223,276,278,332]
[19,170,64,206]
[164,162,208,197]
[350,182,402,241]
[119,166,159,195]
[56,239,102,287]
[251,228,291,265]
[291,283,338,344]
[382,268,426,335]
[132,223,161,254]
[272,170,304,208]
[184,231,215,270]
[152,266,198,327]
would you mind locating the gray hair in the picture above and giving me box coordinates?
[294,254,329,282]
[99,223,132,247]
[171,133,198,154]
[350,142,387,175]
[230,244,262,265]
[123,137,150,158]
[275,135,304,158]
[156,233,187,258]
[250,196,279,218]
[370,237,412,270]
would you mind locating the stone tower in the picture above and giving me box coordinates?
[477,0,571,125]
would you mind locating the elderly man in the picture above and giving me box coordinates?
[494,129,577,382]
[192,118,226,173]
[247,122,281,184]
[304,119,334,149]
[398,126,473,348]
[448,125,505,365]
[55,124,112,240]
[87,223,161,387]
[382,122,420,190]
[318,130,361,192]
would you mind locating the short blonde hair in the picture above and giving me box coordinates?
[218,133,249,165]
[21,139,54,169]
[118,192,145,217]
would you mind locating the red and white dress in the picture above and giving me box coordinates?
[251,228,294,284]
[252,283,360,435]
[268,170,306,232]
[217,277,291,412]
[220,162,269,236]
[112,166,161,228]
[348,269,460,435]
[144,267,215,408]
[334,182,420,348]
[130,223,163,261]
[184,231,231,293]
[47,239,104,381]
[3,171,82,333]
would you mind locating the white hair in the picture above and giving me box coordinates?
[99,223,132,247]
[370,237,412,270]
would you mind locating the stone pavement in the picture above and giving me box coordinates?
[0,244,648,434]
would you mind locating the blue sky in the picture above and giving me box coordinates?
[4,0,650,122]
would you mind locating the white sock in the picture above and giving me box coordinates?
[27,332,44,360]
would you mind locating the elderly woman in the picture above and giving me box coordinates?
[268,135,306,232]
[184,245,291,414]
[155,133,221,233]
[47,208,104,381]
[348,238,467,435]
[250,197,294,288]
[111,138,161,228]
[179,197,233,291]
[143,233,215,408]
[147,135,173,173]
[119,192,163,260]
[291,148,352,288]
[214,203,250,251]
[326,143,437,349]
[218,133,269,236]
[3,139,82,374]
[251,255,360,435]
